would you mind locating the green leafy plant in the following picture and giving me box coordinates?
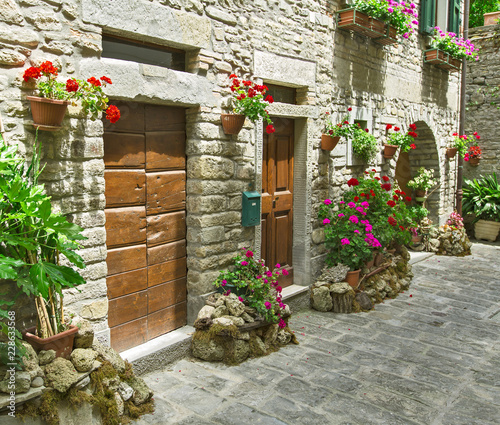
[407,167,437,192]
[23,60,120,123]
[213,249,287,325]
[228,74,275,134]
[386,123,417,152]
[409,205,429,224]
[463,173,500,222]
[352,127,378,163]
[0,133,87,339]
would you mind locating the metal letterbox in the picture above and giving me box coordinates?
[242,191,261,227]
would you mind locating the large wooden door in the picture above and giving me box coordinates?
[261,118,294,287]
[104,103,187,352]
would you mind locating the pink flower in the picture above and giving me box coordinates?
[238,296,244,302]
[221,279,227,287]
[264,279,268,284]
[338,213,345,218]
[348,202,356,208]
[282,269,289,276]
[323,218,331,225]
[245,250,254,258]
[341,238,350,245]
[361,201,369,208]
[265,302,272,309]
[356,207,364,214]
[365,224,373,232]
[266,271,273,277]
[241,261,248,266]
[276,271,280,276]
[275,263,281,268]
[276,285,282,293]
[354,230,360,234]
[349,215,359,224]
[324,199,332,205]
[224,290,231,296]
[278,319,286,329]
[339,201,345,204]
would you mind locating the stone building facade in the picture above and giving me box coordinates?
[465,23,500,180]
[1,0,461,352]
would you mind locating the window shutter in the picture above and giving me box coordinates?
[448,0,461,33]
[420,0,436,34]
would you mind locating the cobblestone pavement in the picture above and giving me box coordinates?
[135,243,500,425]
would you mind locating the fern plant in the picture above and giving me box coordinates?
[463,173,500,222]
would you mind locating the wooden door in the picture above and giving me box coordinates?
[261,118,294,287]
[104,103,187,352]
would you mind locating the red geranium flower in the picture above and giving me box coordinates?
[382,175,389,182]
[394,126,400,132]
[386,124,392,130]
[66,78,79,92]
[265,94,274,104]
[387,200,396,207]
[23,66,42,82]
[405,196,412,202]
[409,123,417,131]
[100,76,112,84]
[229,73,237,79]
[39,61,58,75]
[354,196,359,202]
[399,225,405,230]
[388,216,397,226]
[87,77,101,87]
[348,107,352,111]
[393,195,399,200]
[347,178,359,187]
[410,143,416,149]
[105,105,121,123]
[266,124,275,134]
[381,183,392,191]
[243,80,252,86]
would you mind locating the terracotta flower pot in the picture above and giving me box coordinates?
[321,134,340,151]
[337,8,386,39]
[383,144,398,159]
[23,325,79,359]
[345,269,360,289]
[474,219,500,242]
[446,147,458,158]
[424,49,460,72]
[415,189,427,198]
[221,113,245,135]
[468,157,480,166]
[374,25,398,46]
[365,255,375,269]
[28,96,69,130]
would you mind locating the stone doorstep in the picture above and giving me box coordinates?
[122,285,310,376]
[408,250,434,265]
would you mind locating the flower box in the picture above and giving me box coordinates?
[338,8,386,39]
[374,25,398,46]
[424,49,461,72]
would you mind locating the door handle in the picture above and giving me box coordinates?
[273,196,279,209]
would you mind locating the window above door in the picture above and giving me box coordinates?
[420,0,460,34]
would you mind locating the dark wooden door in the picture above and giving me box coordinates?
[104,102,187,352]
[261,118,294,287]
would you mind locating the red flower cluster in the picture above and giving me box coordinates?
[388,216,397,226]
[382,175,390,182]
[66,79,79,92]
[106,105,121,123]
[465,145,481,160]
[100,76,112,84]
[387,200,396,207]
[266,124,275,134]
[408,131,418,138]
[23,66,41,82]
[347,178,360,187]
[381,183,392,191]
[39,61,58,75]
[87,77,101,87]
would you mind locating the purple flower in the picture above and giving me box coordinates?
[266,270,273,277]
[388,7,393,12]
[349,215,359,224]
[341,238,350,245]
[324,199,332,205]
[323,218,331,225]
[278,319,286,329]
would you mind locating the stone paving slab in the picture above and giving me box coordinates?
[134,243,500,424]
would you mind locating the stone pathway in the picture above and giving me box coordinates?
[135,243,500,425]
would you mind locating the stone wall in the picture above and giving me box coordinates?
[1,0,461,348]
[465,24,500,180]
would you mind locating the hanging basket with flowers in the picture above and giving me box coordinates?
[321,107,356,151]
[450,131,481,161]
[383,123,417,159]
[22,61,120,130]
[222,74,275,135]
[465,145,482,166]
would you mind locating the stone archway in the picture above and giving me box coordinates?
[394,121,441,225]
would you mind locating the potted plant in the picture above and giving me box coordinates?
[449,131,480,159]
[465,144,482,166]
[0,134,87,358]
[213,249,288,328]
[338,0,419,43]
[463,173,500,242]
[321,108,354,151]
[384,123,417,159]
[407,167,437,201]
[318,194,378,288]
[222,74,275,135]
[425,27,479,72]
[22,61,120,130]
[352,126,378,163]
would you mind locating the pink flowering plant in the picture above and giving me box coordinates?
[228,74,275,134]
[213,249,287,326]
[446,211,464,229]
[431,27,479,61]
[354,0,419,38]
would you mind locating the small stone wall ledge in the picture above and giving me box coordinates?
[281,284,310,313]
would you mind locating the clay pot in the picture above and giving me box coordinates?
[23,325,79,359]
[345,269,360,289]
[321,134,340,151]
[28,96,69,130]
[383,144,398,159]
[468,157,480,166]
[446,147,458,158]
[221,113,245,135]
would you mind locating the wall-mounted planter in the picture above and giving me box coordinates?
[424,49,461,72]
[321,134,340,151]
[484,11,500,26]
[374,25,398,46]
[383,143,398,159]
[221,113,245,135]
[338,8,386,39]
[446,147,458,158]
[28,96,69,131]
[468,157,480,166]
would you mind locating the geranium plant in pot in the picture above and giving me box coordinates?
[0,134,87,359]
[449,131,480,159]
[383,123,417,159]
[222,74,275,135]
[465,144,482,166]
[463,173,500,242]
[407,167,437,200]
[213,249,288,327]
[22,60,120,130]
[321,108,355,151]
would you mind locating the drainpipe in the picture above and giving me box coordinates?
[456,0,470,215]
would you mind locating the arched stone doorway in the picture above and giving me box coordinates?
[394,121,441,225]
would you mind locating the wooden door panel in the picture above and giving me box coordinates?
[107,245,147,276]
[274,212,292,267]
[108,291,148,327]
[146,211,186,247]
[147,302,187,340]
[261,215,269,265]
[145,105,185,132]
[148,257,187,288]
[104,133,145,168]
[148,277,187,313]
[146,131,185,171]
[104,102,145,134]
[146,171,186,215]
[105,170,145,207]
[276,136,290,191]
[109,318,147,353]
[105,207,146,248]
[147,240,186,266]
[107,268,148,300]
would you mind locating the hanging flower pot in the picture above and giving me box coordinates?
[23,325,79,359]
[468,157,480,166]
[345,269,360,289]
[383,143,398,159]
[446,147,458,158]
[221,113,246,135]
[424,49,460,72]
[28,96,69,130]
[321,134,340,151]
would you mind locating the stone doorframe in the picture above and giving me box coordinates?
[254,104,317,288]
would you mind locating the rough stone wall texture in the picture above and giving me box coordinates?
[465,25,500,181]
[1,0,460,341]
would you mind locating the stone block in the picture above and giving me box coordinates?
[187,156,234,180]
[70,348,97,372]
[80,299,108,320]
[311,286,333,312]
[44,358,79,393]
[0,48,26,66]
